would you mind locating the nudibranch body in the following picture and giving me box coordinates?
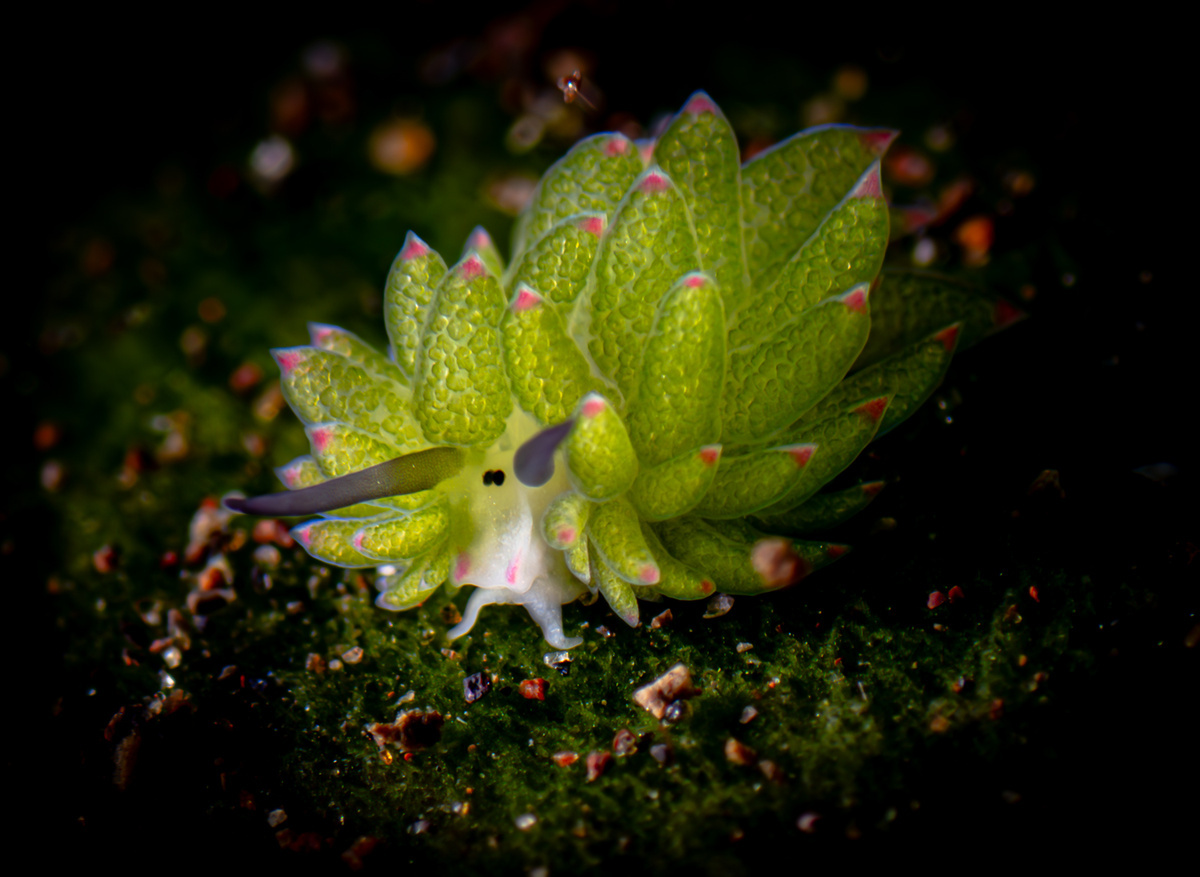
[228,91,1017,648]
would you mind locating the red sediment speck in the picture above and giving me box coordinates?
[852,164,883,199]
[859,129,898,156]
[787,444,816,467]
[993,299,1025,330]
[455,553,471,580]
[400,236,428,261]
[519,678,548,700]
[460,254,486,279]
[505,551,521,585]
[685,93,716,115]
[1029,585,1040,602]
[826,544,849,559]
[698,446,721,467]
[927,590,946,609]
[551,750,578,766]
[578,215,605,236]
[639,172,670,194]
[582,396,606,418]
[948,585,965,603]
[513,287,541,312]
[855,397,888,422]
[862,481,885,496]
[586,750,612,781]
[684,274,707,288]
[842,286,869,313]
[640,564,660,585]
[604,137,629,156]
[935,324,961,351]
[275,349,305,374]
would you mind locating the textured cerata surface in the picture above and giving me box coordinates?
[240,90,1013,648]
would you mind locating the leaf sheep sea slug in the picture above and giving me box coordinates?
[226,91,1018,649]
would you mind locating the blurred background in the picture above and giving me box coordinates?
[11,4,1193,869]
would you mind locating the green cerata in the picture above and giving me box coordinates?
[226,90,1017,649]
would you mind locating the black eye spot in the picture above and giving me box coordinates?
[492,469,505,486]
[482,470,494,486]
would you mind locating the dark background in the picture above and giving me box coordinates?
[14,6,1194,867]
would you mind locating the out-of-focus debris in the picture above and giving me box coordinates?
[93,544,119,573]
[463,672,492,703]
[369,119,435,175]
[751,538,809,588]
[1027,469,1065,499]
[186,497,236,564]
[724,737,757,766]
[543,651,572,676]
[703,594,734,619]
[341,835,379,871]
[739,706,759,724]
[612,729,637,757]
[758,759,783,783]
[650,608,673,629]
[368,709,444,752]
[519,678,548,700]
[586,750,611,782]
[633,663,700,720]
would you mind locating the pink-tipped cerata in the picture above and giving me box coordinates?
[578,215,606,236]
[639,172,670,194]
[310,426,333,453]
[855,397,889,423]
[841,286,869,313]
[604,136,629,156]
[993,299,1026,330]
[400,236,429,261]
[852,164,883,199]
[787,444,816,467]
[859,129,899,156]
[685,93,717,115]
[274,349,306,375]
[935,324,961,351]
[513,286,542,312]
[460,254,486,280]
